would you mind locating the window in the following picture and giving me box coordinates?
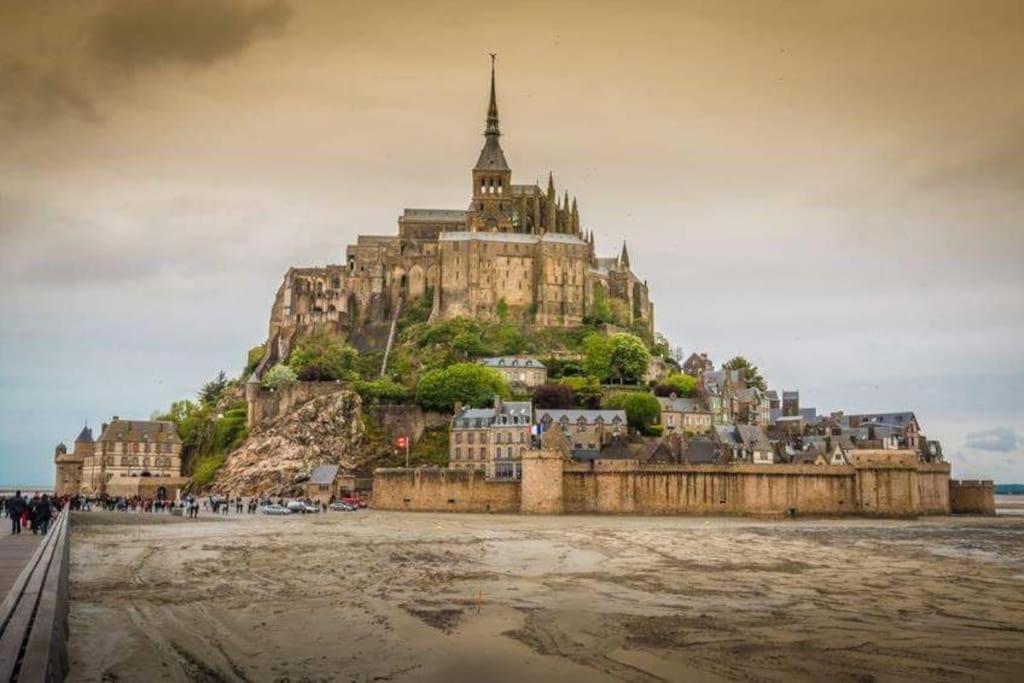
[479,447,486,458]
[454,447,461,459]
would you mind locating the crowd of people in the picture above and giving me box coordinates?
[2,491,59,535]
[2,492,357,531]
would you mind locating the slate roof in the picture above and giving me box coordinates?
[682,438,718,464]
[75,426,94,444]
[401,209,468,223]
[453,401,533,429]
[440,231,536,244]
[537,409,626,424]
[98,419,181,444]
[658,397,707,413]
[847,412,918,427]
[475,134,509,170]
[765,390,780,402]
[308,464,340,485]
[480,357,545,369]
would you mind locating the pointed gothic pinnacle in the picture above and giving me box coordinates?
[485,53,500,136]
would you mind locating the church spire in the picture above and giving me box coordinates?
[473,54,509,172]
[485,53,500,137]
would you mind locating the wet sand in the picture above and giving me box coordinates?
[68,510,1024,682]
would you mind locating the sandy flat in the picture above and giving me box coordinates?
[68,510,1024,682]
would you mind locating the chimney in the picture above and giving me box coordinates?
[101,422,109,434]
[112,416,119,421]
[453,401,463,416]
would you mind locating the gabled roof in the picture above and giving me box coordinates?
[308,464,340,485]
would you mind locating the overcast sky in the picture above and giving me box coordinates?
[1,0,1022,486]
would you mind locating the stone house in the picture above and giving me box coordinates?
[682,352,714,377]
[535,409,626,459]
[736,387,770,426]
[304,464,340,504]
[844,412,923,451]
[449,399,533,479]
[479,357,547,389]
[657,396,713,434]
[714,424,775,464]
[700,369,745,424]
[80,417,185,497]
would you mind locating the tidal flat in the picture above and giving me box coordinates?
[69,509,1024,682]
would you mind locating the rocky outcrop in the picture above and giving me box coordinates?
[212,389,368,496]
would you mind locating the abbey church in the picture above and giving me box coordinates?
[264,59,654,358]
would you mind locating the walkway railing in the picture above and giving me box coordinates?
[0,509,71,682]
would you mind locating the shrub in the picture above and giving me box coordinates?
[262,363,297,389]
[532,382,575,409]
[289,331,357,381]
[654,373,698,398]
[415,363,510,411]
[356,378,413,404]
[244,344,266,377]
[603,391,661,433]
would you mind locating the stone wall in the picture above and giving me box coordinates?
[372,455,953,518]
[371,468,520,513]
[562,461,858,516]
[949,479,996,515]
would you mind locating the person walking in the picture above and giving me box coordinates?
[6,491,26,535]
[34,494,53,535]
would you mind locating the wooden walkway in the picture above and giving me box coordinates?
[0,511,71,682]
[0,531,42,598]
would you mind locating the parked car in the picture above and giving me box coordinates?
[329,501,356,512]
[342,497,367,509]
[260,504,292,515]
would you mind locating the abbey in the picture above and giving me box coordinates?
[265,59,653,357]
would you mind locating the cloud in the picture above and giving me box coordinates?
[0,56,99,125]
[964,427,1021,453]
[89,0,292,70]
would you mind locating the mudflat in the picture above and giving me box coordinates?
[68,510,1024,682]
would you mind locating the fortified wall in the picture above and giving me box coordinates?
[373,450,956,518]
[949,479,997,515]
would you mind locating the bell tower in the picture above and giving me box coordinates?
[469,54,513,232]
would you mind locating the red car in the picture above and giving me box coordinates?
[342,497,367,509]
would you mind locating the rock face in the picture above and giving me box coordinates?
[212,389,367,496]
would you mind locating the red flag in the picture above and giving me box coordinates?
[395,436,409,448]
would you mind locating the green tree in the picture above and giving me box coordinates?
[262,363,297,389]
[531,383,575,409]
[604,391,661,433]
[560,376,602,408]
[199,371,228,406]
[289,331,357,381]
[654,373,699,398]
[415,363,510,411]
[723,356,766,391]
[585,333,650,384]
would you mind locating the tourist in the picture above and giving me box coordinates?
[6,491,26,535]
[34,495,53,535]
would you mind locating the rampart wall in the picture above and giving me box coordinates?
[372,468,520,513]
[949,479,996,515]
[373,456,953,518]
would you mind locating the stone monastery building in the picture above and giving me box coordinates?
[264,58,653,359]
